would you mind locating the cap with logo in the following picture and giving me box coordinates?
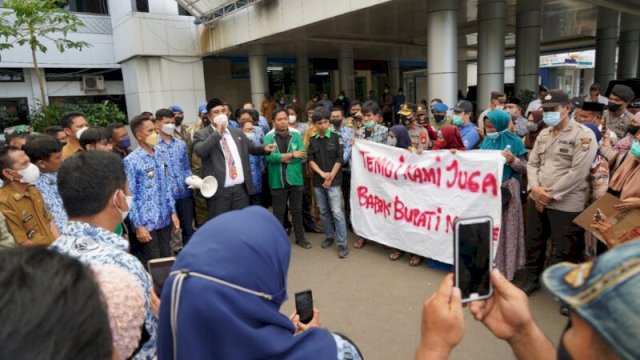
[491,91,507,103]
[543,239,640,360]
[397,103,414,117]
[541,89,570,109]
[570,97,584,110]
[453,100,473,113]
[416,105,427,115]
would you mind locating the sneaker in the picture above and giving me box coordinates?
[338,245,348,258]
[321,238,334,248]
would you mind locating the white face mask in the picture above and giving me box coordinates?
[113,190,132,221]
[496,105,504,110]
[213,114,229,128]
[288,115,297,124]
[75,127,88,140]
[17,163,40,185]
[161,123,176,136]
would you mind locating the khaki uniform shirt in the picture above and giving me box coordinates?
[0,185,55,245]
[61,141,83,161]
[0,212,16,249]
[603,109,635,139]
[527,120,598,212]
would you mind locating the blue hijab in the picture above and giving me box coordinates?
[479,110,527,181]
[157,206,336,359]
[390,125,411,149]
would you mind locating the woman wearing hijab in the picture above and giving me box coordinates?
[386,125,425,266]
[601,121,640,172]
[524,110,545,150]
[431,126,465,150]
[157,206,362,360]
[479,110,528,280]
[608,128,640,211]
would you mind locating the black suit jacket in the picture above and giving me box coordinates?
[193,126,266,196]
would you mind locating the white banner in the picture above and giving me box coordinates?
[350,140,505,264]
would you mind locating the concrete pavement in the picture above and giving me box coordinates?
[281,231,567,360]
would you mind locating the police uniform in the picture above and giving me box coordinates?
[520,89,598,291]
[0,185,55,245]
[603,109,635,138]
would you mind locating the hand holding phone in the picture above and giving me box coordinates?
[295,290,314,324]
[454,217,494,302]
[147,257,176,295]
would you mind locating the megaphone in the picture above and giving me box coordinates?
[185,175,218,198]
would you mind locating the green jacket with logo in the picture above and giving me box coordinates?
[264,130,305,189]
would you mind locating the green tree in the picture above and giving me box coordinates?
[0,0,90,109]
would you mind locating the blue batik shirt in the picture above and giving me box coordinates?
[333,125,354,165]
[155,137,192,200]
[124,147,176,231]
[34,172,67,232]
[50,221,157,360]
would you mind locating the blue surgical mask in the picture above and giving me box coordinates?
[365,120,376,129]
[118,136,131,149]
[452,115,464,127]
[631,141,640,159]
[543,112,562,127]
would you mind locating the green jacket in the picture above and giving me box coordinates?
[264,130,305,189]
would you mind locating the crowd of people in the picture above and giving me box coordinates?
[0,81,638,359]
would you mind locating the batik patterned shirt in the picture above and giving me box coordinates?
[50,221,157,360]
[155,137,192,200]
[34,172,67,232]
[124,147,176,231]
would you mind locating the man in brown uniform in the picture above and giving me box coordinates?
[603,84,636,138]
[515,89,597,295]
[60,112,89,160]
[0,146,58,245]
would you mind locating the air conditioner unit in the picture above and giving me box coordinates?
[82,75,105,91]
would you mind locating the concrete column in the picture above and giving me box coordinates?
[477,0,506,111]
[457,46,468,98]
[515,0,541,96]
[427,0,458,107]
[249,45,268,109]
[295,51,310,105]
[389,52,401,92]
[595,7,619,86]
[617,13,640,79]
[339,46,355,99]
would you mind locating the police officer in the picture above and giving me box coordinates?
[515,89,597,295]
[603,84,636,138]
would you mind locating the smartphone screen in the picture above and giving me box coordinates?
[295,290,314,324]
[147,257,176,295]
[454,218,493,302]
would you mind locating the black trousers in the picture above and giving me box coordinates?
[207,184,250,219]
[175,197,195,246]
[130,225,172,268]
[341,168,351,227]
[524,200,585,282]
[272,186,305,243]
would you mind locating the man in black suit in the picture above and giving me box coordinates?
[193,98,275,219]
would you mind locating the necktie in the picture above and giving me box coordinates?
[220,134,238,180]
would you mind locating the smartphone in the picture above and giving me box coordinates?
[147,257,176,295]
[295,290,314,324]
[454,217,494,302]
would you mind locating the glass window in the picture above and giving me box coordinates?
[134,0,149,13]
[0,69,24,82]
[0,98,29,133]
[65,0,109,15]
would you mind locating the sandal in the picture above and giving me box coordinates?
[353,237,366,249]
[296,240,312,249]
[389,250,405,261]
[409,255,423,267]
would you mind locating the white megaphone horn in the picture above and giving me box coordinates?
[185,175,218,198]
